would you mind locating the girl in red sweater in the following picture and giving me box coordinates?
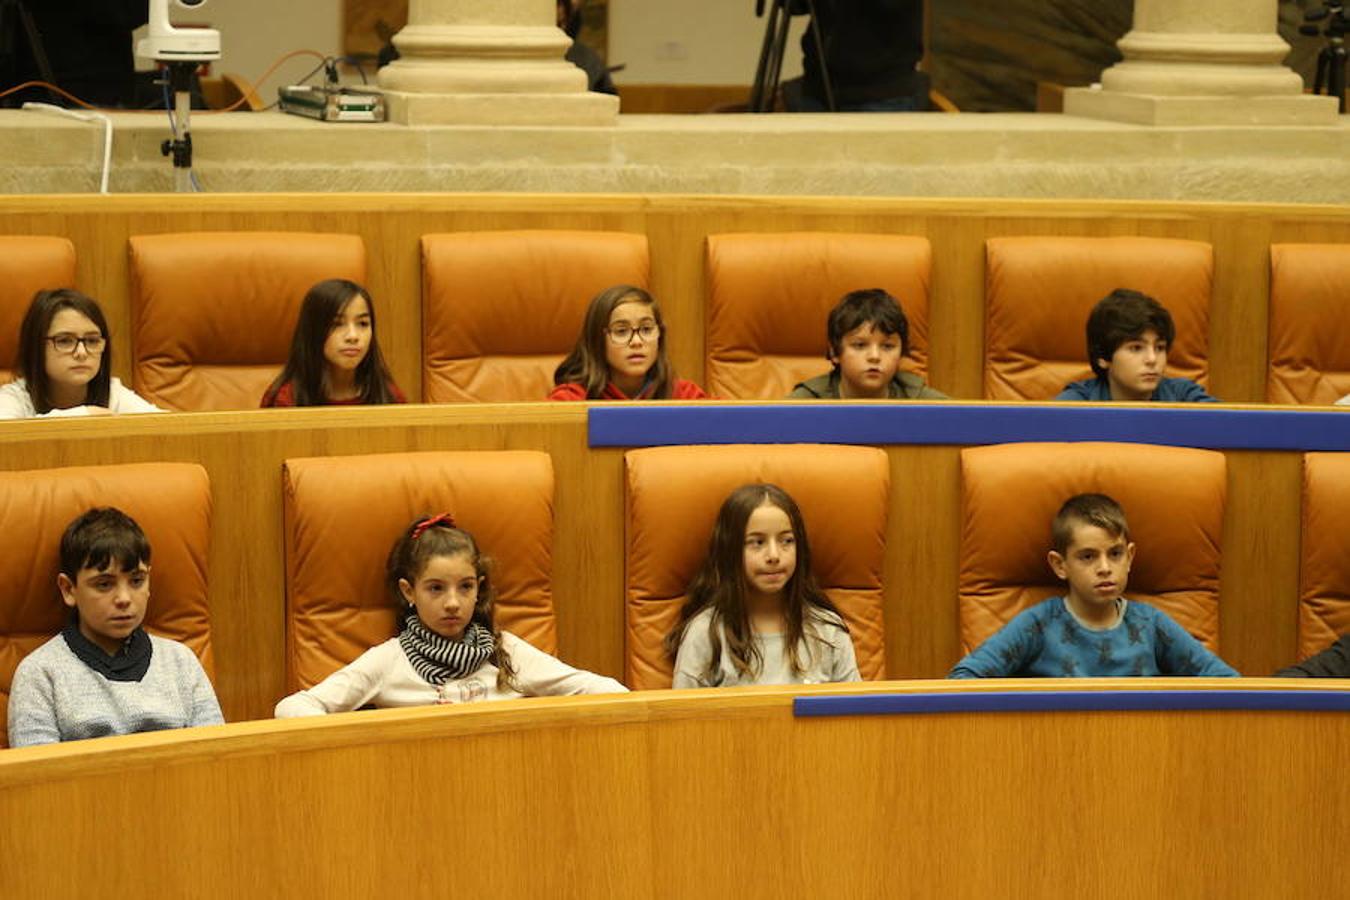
[261,279,405,407]
[549,285,708,401]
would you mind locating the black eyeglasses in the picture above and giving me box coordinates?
[605,323,660,345]
[46,334,106,355]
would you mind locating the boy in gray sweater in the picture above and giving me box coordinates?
[7,507,222,747]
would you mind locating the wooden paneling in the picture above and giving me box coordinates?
[2,681,1347,897]
[5,193,1349,405]
[0,404,1314,722]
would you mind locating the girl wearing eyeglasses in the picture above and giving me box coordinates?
[549,284,709,400]
[0,289,161,419]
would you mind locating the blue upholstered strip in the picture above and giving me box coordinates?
[588,403,1350,451]
[792,689,1350,717]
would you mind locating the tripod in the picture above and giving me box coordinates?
[748,0,834,112]
[0,0,55,106]
[1301,2,1348,112]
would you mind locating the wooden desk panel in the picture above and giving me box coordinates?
[1,681,1346,898]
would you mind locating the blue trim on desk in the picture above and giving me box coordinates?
[792,689,1350,717]
[588,403,1350,451]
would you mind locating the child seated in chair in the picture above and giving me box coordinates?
[1056,289,1217,402]
[8,508,223,746]
[1275,633,1350,677]
[789,289,946,400]
[949,493,1237,678]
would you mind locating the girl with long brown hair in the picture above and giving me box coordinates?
[665,483,860,687]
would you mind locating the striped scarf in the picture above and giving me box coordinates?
[399,615,495,685]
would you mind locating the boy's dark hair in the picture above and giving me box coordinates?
[59,507,151,578]
[826,289,910,363]
[1086,289,1176,378]
[1051,493,1131,555]
[17,289,113,414]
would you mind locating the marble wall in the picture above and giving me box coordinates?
[931,0,1323,111]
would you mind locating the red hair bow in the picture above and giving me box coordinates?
[411,512,456,540]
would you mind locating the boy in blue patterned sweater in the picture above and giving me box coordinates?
[949,493,1237,679]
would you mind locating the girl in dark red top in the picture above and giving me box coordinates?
[261,279,405,408]
[549,284,708,401]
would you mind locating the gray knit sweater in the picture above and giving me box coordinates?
[7,633,224,747]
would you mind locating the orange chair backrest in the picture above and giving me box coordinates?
[0,462,214,748]
[958,442,1226,658]
[421,230,650,402]
[1268,244,1350,404]
[0,237,77,384]
[705,232,933,399]
[282,450,558,692]
[985,237,1213,400]
[129,232,367,410]
[624,443,890,690]
[1297,453,1350,660]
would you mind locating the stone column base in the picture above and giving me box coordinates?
[382,89,619,126]
[1065,87,1339,126]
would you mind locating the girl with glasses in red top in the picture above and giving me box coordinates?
[549,284,709,401]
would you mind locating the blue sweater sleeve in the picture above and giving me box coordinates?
[1054,381,1092,401]
[948,606,1045,678]
[1175,379,1219,403]
[1152,611,1238,676]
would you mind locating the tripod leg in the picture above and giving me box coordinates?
[803,0,836,111]
[765,0,793,109]
[749,0,783,112]
[17,2,56,85]
[1334,45,1347,113]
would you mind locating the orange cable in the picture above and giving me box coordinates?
[0,48,330,113]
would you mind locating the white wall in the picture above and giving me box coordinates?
[608,0,806,85]
[134,0,344,94]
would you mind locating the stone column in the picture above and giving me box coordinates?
[378,0,618,126]
[1065,0,1338,125]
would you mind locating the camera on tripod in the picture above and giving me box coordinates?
[1302,2,1349,37]
[1300,2,1348,111]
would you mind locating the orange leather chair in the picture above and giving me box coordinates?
[129,232,367,411]
[624,443,890,689]
[1295,453,1350,661]
[421,230,650,402]
[1268,244,1350,404]
[958,442,1227,660]
[0,237,77,384]
[985,237,1213,400]
[282,450,558,692]
[0,462,215,748]
[705,232,933,399]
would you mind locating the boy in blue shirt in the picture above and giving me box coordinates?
[949,493,1237,678]
[1056,289,1218,402]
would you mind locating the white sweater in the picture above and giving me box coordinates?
[0,377,162,419]
[275,631,627,717]
[672,607,862,688]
